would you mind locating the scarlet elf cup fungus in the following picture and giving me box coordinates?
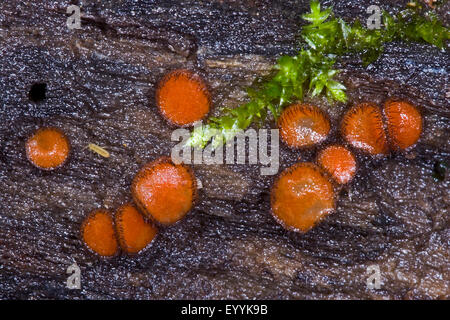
[115,204,157,254]
[25,127,70,170]
[271,163,335,233]
[132,157,196,225]
[81,209,119,257]
[156,69,210,126]
[278,104,330,149]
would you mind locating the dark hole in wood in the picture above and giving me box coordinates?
[29,83,47,102]
[432,161,447,182]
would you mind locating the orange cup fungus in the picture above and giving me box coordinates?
[317,145,357,184]
[383,100,422,150]
[278,104,330,148]
[156,69,210,126]
[81,209,119,257]
[115,204,157,254]
[132,157,196,225]
[25,127,70,170]
[271,163,335,233]
[341,103,388,156]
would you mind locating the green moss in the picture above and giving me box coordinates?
[188,0,449,148]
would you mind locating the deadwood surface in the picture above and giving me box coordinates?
[0,0,448,299]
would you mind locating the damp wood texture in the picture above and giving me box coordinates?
[0,0,448,299]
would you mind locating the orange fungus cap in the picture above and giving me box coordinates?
[132,157,196,225]
[341,103,388,156]
[278,104,330,149]
[156,69,210,126]
[81,209,119,257]
[26,127,70,169]
[115,204,157,254]
[271,163,335,232]
[384,100,422,150]
[317,145,357,184]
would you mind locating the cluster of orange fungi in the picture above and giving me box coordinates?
[27,69,205,257]
[80,69,204,256]
[81,204,158,257]
[80,157,196,257]
[273,100,422,232]
[25,68,423,255]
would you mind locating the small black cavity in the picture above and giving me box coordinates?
[432,161,447,182]
[28,83,47,103]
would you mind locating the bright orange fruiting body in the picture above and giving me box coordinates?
[115,204,157,254]
[384,100,422,150]
[81,209,118,257]
[317,145,356,184]
[271,163,335,233]
[26,127,70,170]
[156,69,210,126]
[132,157,196,225]
[278,104,330,149]
[341,103,388,156]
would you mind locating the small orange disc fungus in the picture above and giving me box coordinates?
[81,209,118,257]
[317,145,357,184]
[384,100,422,150]
[25,127,70,170]
[278,104,330,148]
[156,69,210,126]
[341,103,388,156]
[132,157,196,225]
[115,204,157,254]
[271,163,335,232]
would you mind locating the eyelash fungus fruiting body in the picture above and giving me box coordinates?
[341,103,389,156]
[383,100,423,151]
[131,157,197,225]
[81,209,119,257]
[115,204,158,254]
[317,145,357,184]
[25,127,70,170]
[156,69,211,126]
[271,162,335,233]
[278,104,330,149]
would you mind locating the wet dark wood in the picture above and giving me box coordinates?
[0,0,448,299]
